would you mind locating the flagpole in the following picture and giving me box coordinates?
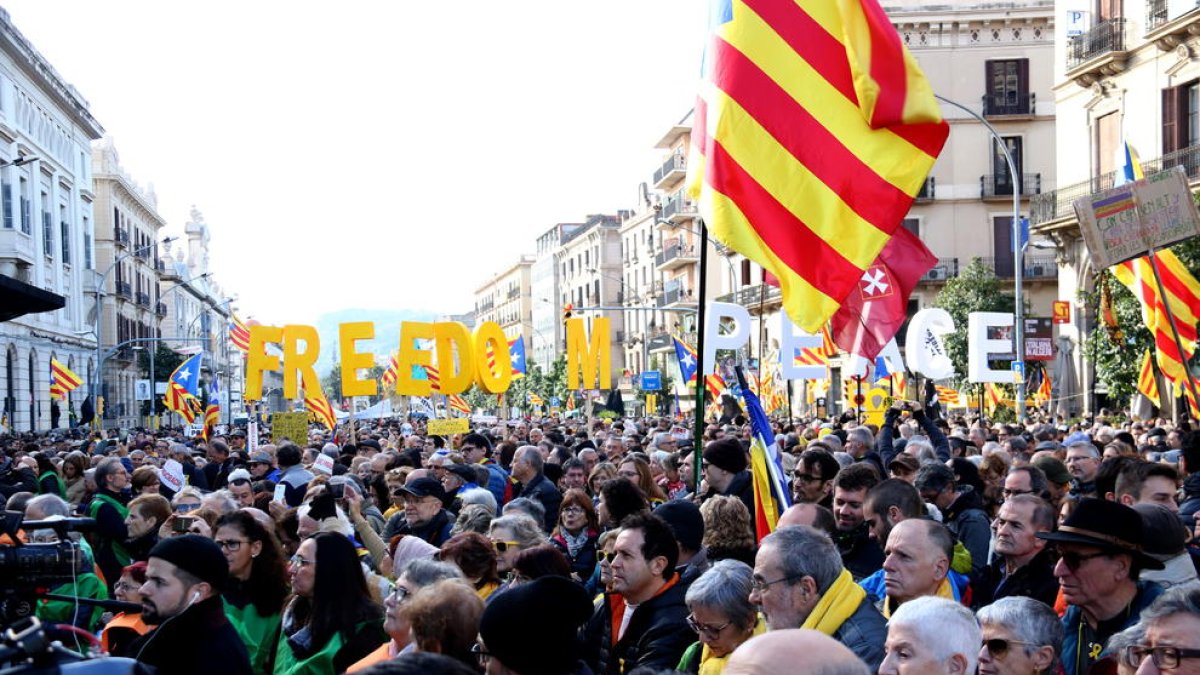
[692,221,710,495]
[1145,246,1200,414]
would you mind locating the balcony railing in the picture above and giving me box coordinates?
[980,173,1041,198]
[716,283,783,308]
[114,227,129,246]
[653,155,686,188]
[921,257,958,282]
[656,242,698,269]
[1148,0,1170,30]
[136,291,150,306]
[660,190,697,221]
[1067,19,1126,70]
[982,92,1035,117]
[156,302,167,317]
[155,259,165,272]
[915,177,935,202]
[1030,142,1200,225]
[114,280,132,299]
[978,254,1058,279]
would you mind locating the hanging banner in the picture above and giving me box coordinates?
[1074,167,1200,269]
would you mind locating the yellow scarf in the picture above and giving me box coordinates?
[881,576,956,619]
[698,617,767,675]
[801,569,866,635]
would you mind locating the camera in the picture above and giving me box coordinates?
[172,516,195,533]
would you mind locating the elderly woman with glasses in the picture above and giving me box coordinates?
[347,559,464,673]
[676,560,765,674]
[976,596,1062,675]
[1116,581,1200,675]
[551,488,600,582]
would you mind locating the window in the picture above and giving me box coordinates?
[61,221,70,264]
[1,181,10,229]
[992,136,1023,195]
[1162,80,1200,155]
[1095,111,1121,177]
[984,60,1030,115]
[83,217,92,269]
[741,259,752,286]
[18,177,28,234]
[41,193,51,258]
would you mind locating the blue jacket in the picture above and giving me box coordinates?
[1061,580,1163,675]
[859,567,970,605]
[479,459,510,507]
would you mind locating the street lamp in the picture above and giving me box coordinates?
[91,236,176,428]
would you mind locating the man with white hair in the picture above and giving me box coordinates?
[879,596,980,675]
[510,445,561,532]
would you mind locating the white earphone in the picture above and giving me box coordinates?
[189,591,200,606]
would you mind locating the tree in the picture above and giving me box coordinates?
[1082,237,1200,406]
[932,258,1017,382]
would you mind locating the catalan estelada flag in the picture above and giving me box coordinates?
[673,334,700,383]
[687,0,949,333]
[229,315,251,353]
[1138,349,1161,408]
[164,353,203,423]
[202,379,220,441]
[49,359,82,400]
[305,389,336,430]
[735,367,790,542]
[508,337,527,380]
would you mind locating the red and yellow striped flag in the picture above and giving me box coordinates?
[984,383,1003,415]
[49,359,82,400]
[687,0,948,333]
[229,315,251,353]
[1111,251,1200,391]
[936,385,960,405]
[381,352,400,390]
[1138,349,1161,408]
[705,374,726,399]
[447,394,471,415]
[305,391,337,430]
[424,365,442,392]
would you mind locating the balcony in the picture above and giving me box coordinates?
[1145,0,1200,50]
[716,283,783,310]
[136,291,150,307]
[653,155,687,190]
[982,92,1036,117]
[155,259,165,273]
[921,258,959,282]
[656,240,698,271]
[980,173,1041,199]
[114,280,132,300]
[1065,19,1128,86]
[660,190,697,223]
[659,281,696,308]
[156,302,167,317]
[914,177,935,202]
[114,227,129,247]
[979,255,1058,279]
[1031,142,1200,225]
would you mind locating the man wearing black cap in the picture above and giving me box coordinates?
[701,438,754,531]
[1038,498,1166,675]
[395,477,454,546]
[479,576,594,675]
[130,535,252,675]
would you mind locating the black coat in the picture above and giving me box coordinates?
[972,547,1059,609]
[129,595,252,675]
[583,577,693,674]
[835,524,884,581]
[518,472,563,533]
[551,529,600,581]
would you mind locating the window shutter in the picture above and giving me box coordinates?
[1164,86,1180,155]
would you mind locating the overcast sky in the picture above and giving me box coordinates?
[4,1,707,324]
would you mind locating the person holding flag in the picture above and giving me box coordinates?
[163,353,203,424]
[732,366,791,542]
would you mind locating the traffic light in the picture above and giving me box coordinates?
[563,303,573,321]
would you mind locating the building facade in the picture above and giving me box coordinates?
[0,9,104,431]
[91,139,166,428]
[474,255,534,352]
[532,223,583,371]
[556,213,627,386]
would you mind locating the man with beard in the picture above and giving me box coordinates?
[131,535,251,675]
[830,464,884,580]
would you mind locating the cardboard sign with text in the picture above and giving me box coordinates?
[427,418,469,436]
[1075,167,1200,269]
[313,453,335,475]
[160,459,185,492]
[272,412,309,445]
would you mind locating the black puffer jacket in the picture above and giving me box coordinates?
[582,576,693,674]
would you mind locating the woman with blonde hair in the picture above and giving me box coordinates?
[617,455,667,506]
[699,496,755,566]
[587,462,617,499]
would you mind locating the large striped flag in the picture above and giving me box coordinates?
[705,374,726,399]
[984,382,1004,415]
[447,394,471,415]
[687,0,948,335]
[305,389,337,430]
[49,359,83,400]
[164,353,203,423]
[485,338,526,379]
[736,368,791,542]
[202,380,220,441]
[229,315,251,353]
[673,334,700,383]
[1137,349,1161,408]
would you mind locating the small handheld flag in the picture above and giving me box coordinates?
[50,359,83,400]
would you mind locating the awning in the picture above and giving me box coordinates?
[0,274,65,322]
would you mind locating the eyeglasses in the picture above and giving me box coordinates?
[686,614,732,638]
[793,472,822,483]
[289,555,315,568]
[1001,488,1033,497]
[750,573,804,592]
[1122,645,1200,669]
[983,638,1038,659]
[175,503,199,513]
[1059,550,1110,571]
[114,581,138,593]
[470,643,492,666]
[491,539,521,553]
[215,539,249,552]
[388,585,411,603]
[561,505,585,515]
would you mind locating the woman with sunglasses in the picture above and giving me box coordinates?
[215,511,289,675]
[551,488,600,583]
[277,533,386,675]
[488,514,545,584]
[976,596,1062,675]
[676,560,764,674]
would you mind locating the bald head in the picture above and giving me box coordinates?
[726,629,870,675]
[777,503,836,536]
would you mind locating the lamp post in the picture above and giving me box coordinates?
[92,236,175,428]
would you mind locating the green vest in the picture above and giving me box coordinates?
[88,493,132,567]
[39,471,67,499]
[37,573,109,632]
[273,627,345,675]
[224,597,281,675]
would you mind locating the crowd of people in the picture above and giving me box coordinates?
[0,400,1198,675]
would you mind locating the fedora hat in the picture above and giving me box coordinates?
[1037,498,1164,570]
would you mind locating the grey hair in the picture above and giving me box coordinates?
[201,490,239,515]
[760,525,843,593]
[398,558,464,587]
[1066,442,1100,459]
[450,503,494,536]
[459,487,497,515]
[906,440,934,461]
[685,559,757,631]
[848,426,874,448]
[27,493,72,518]
[1140,580,1200,624]
[977,597,1062,672]
[502,497,545,528]
[489,514,545,549]
[1106,623,1145,666]
[171,486,204,506]
[890,596,980,674]
[94,457,125,487]
[517,445,543,473]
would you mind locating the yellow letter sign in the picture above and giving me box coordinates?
[244,324,283,401]
[566,317,611,390]
[339,322,377,398]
